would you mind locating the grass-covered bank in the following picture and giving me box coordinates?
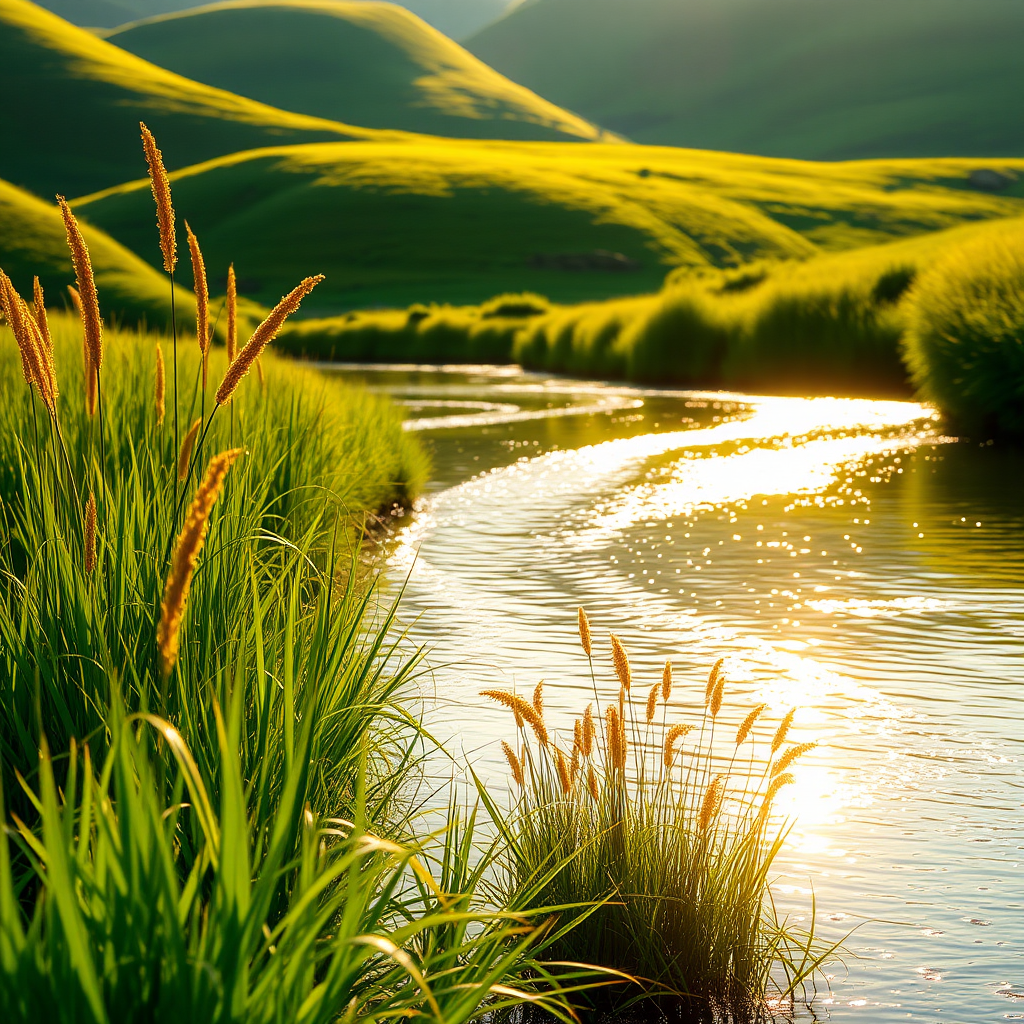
[277,214,1024,437]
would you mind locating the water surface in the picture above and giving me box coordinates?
[329,363,1023,1022]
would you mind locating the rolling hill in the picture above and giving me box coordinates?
[0,175,193,327]
[105,0,609,142]
[467,0,1024,160]
[0,0,381,199]
[73,139,1024,311]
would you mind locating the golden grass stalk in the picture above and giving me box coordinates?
[610,633,631,690]
[709,672,725,719]
[771,742,817,777]
[155,344,165,426]
[83,492,97,574]
[582,702,595,757]
[663,723,693,769]
[157,447,243,679]
[0,272,33,384]
[577,606,592,657]
[759,772,795,820]
[185,222,209,387]
[225,263,238,364]
[605,705,626,771]
[698,774,725,832]
[735,703,767,746]
[532,680,544,721]
[57,197,102,372]
[501,741,524,787]
[140,122,176,275]
[771,708,796,754]
[481,690,548,745]
[177,417,201,482]
[587,765,599,800]
[215,276,323,405]
[645,682,659,724]
[661,659,672,702]
[705,657,724,703]
[67,285,97,416]
[570,743,579,781]
[573,718,583,757]
[32,277,52,352]
[556,750,573,795]
[1,274,56,412]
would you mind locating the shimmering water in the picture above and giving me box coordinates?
[329,363,1024,1022]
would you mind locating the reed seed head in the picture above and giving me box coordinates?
[663,723,693,769]
[582,702,595,757]
[646,682,659,724]
[610,633,631,690]
[710,672,725,719]
[83,492,97,575]
[532,680,544,722]
[57,196,102,372]
[705,657,724,703]
[155,344,165,426]
[771,708,796,754]
[570,743,579,781]
[0,272,34,385]
[501,741,524,787]
[140,122,176,275]
[157,447,243,679]
[480,690,548,746]
[226,263,237,364]
[577,606,592,657]
[699,775,726,832]
[32,277,52,352]
[605,705,626,771]
[216,275,323,405]
[177,417,201,482]
[185,222,210,387]
[760,772,795,818]
[587,764,599,800]
[573,718,583,756]
[735,703,767,746]
[661,659,672,702]
[1,274,56,412]
[556,749,573,795]
[771,741,817,777]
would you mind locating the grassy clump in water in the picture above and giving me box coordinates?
[482,615,835,1019]
[903,225,1024,440]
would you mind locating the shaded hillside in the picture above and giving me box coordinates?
[468,0,1024,159]
[0,176,192,327]
[0,0,376,198]
[107,0,608,141]
[74,138,1024,311]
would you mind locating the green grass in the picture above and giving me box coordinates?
[0,175,193,329]
[75,139,1024,312]
[903,221,1024,440]
[468,0,1024,160]
[0,0,381,198]
[481,631,832,1016]
[106,0,609,144]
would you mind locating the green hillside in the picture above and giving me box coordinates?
[467,0,1024,159]
[0,176,193,327]
[0,0,381,199]
[74,138,1024,311]
[106,0,608,142]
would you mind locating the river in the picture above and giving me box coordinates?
[328,363,1023,1023]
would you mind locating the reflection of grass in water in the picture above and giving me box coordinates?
[483,618,836,1018]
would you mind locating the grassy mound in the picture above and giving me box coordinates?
[0,0,377,197]
[0,175,194,329]
[75,140,1024,312]
[468,0,1024,160]
[107,0,608,143]
[903,222,1024,440]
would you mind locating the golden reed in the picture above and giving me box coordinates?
[771,741,816,777]
[705,657,724,703]
[57,197,102,373]
[157,447,243,679]
[1,273,57,412]
[661,659,672,702]
[610,633,631,690]
[32,277,52,352]
[663,723,693,769]
[735,703,767,746]
[771,708,796,754]
[225,263,238,363]
[155,344,165,426]
[66,284,95,414]
[215,276,323,405]
[502,741,524,787]
[185,222,209,387]
[582,702,595,756]
[709,672,725,719]
[481,689,549,745]
[556,750,573,795]
[587,764,600,800]
[84,492,97,574]
[645,682,659,724]
[698,775,725,832]
[140,123,176,275]
[577,606,592,657]
[177,417,201,482]
[532,680,544,720]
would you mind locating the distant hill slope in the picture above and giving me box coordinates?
[74,139,1024,311]
[0,0,378,199]
[0,176,192,327]
[106,0,608,142]
[467,0,1024,159]
[37,0,510,38]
